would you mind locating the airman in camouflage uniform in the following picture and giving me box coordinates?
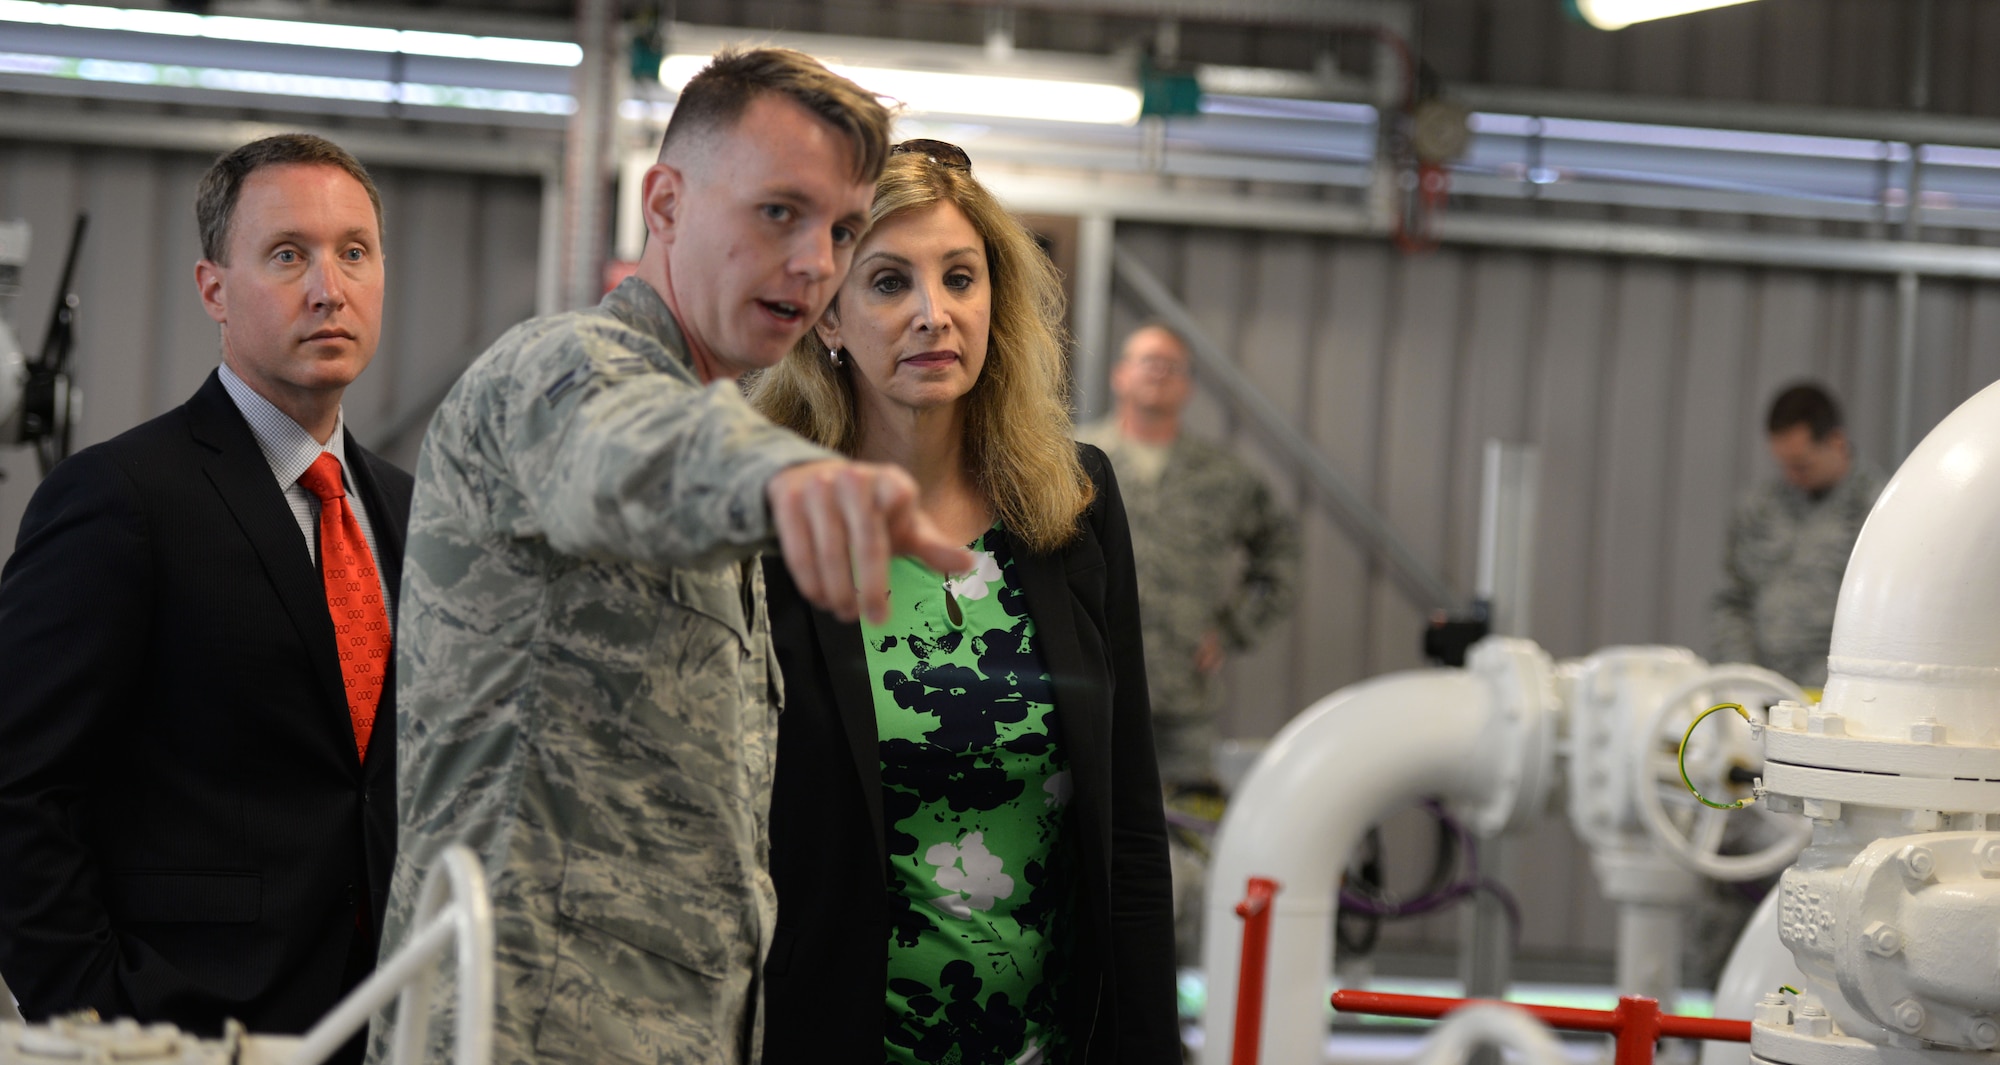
[372,276,832,1065]
[364,51,968,1065]
[1711,383,1885,690]
[1078,325,1299,787]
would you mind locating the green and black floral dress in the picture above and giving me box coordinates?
[860,526,1074,1065]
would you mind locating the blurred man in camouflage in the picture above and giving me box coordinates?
[1078,324,1299,788]
[368,50,969,1065]
[1712,382,1884,690]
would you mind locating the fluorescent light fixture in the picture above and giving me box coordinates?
[659,53,1141,125]
[0,0,581,65]
[1572,0,1762,30]
[0,50,576,114]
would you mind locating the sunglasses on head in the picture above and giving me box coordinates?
[890,138,972,171]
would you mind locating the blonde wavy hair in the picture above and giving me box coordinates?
[749,147,1094,552]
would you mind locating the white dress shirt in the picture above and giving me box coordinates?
[218,363,394,626]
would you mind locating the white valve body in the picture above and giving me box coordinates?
[1753,379,2000,1065]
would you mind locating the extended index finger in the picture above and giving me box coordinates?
[841,469,893,625]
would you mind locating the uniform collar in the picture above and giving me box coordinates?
[599,276,698,381]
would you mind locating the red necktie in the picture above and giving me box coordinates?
[299,452,390,760]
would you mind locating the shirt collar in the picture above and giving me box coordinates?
[217,362,351,489]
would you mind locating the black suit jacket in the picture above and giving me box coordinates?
[761,444,1180,1063]
[0,370,412,1037]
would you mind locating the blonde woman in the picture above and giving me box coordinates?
[752,140,1178,1064]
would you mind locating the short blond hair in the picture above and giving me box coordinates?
[660,48,892,183]
[750,149,1093,552]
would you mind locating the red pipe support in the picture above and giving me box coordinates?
[1231,877,1282,1065]
[1330,990,1751,1065]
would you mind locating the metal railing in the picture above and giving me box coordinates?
[286,845,494,1065]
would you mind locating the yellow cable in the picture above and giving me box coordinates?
[1680,702,1755,810]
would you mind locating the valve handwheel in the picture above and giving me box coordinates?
[1634,665,1812,881]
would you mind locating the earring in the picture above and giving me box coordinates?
[828,346,846,368]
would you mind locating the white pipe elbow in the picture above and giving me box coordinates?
[1201,638,1557,1065]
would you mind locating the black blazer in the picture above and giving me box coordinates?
[0,370,411,1038]
[761,444,1179,1063]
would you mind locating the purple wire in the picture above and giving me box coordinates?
[1337,800,1523,943]
[1165,794,1524,940]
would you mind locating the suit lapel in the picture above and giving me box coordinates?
[1006,529,1113,864]
[186,373,354,767]
[811,609,888,866]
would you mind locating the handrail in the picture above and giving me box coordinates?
[1333,990,1751,1065]
[1230,877,1282,1065]
[1111,244,1462,614]
[287,845,495,1065]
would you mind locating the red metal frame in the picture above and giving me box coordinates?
[1331,990,1751,1065]
[1231,877,1282,1065]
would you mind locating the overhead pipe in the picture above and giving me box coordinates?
[1201,638,1556,1065]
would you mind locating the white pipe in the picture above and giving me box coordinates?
[1823,377,2000,743]
[1200,669,1504,1065]
[1614,904,1684,1009]
[1412,1003,1570,1065]
[1699,890,1802,1065]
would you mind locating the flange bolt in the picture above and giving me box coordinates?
[1969,1020,2000,1050]
[1796,1004,1833,1038]
[1900,845,1936,881]
[1892,999,1926,1034]
[1978,840,2000,877]
[1863,921,1904,957]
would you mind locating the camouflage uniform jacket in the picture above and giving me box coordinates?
[1710,461,1885,689]
[368,278,834,1065]
[1076,421,1299,784]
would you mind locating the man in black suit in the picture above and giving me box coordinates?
[0,134,411,1057]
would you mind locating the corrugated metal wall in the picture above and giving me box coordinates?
[1101,221,2000,964]
[0,138,544,550]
